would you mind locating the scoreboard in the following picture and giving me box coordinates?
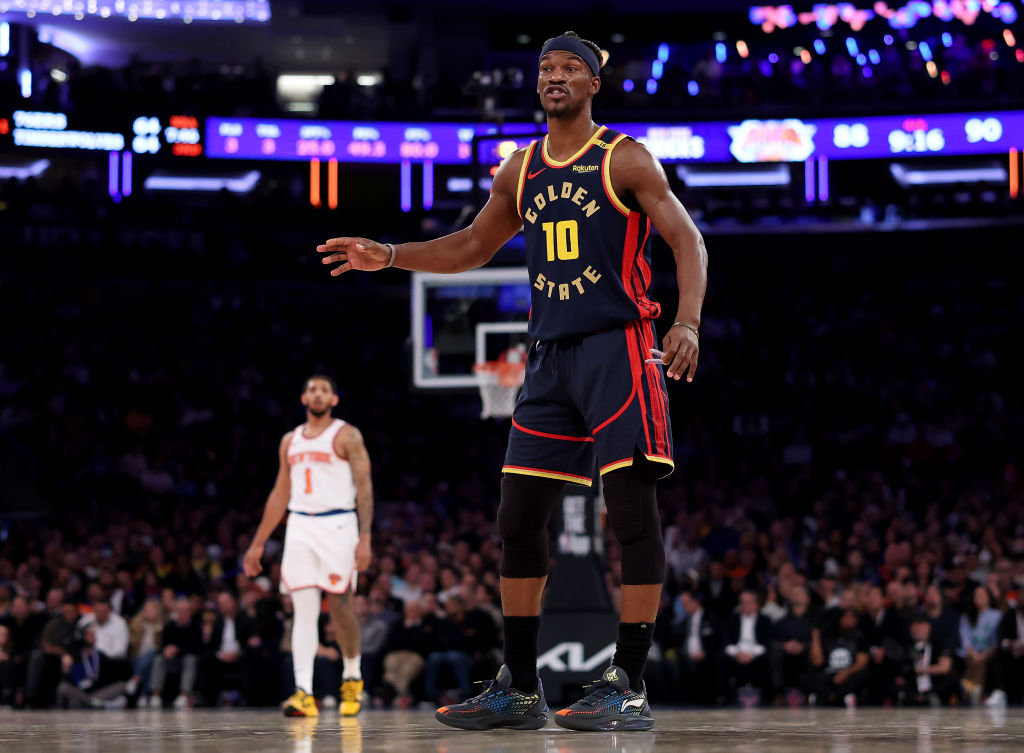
[3,107,1021,165]
[202,110,1024,165]
[206,118,476,163]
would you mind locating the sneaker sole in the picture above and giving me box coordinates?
[554,713,654,732]
[283,707,317,717]
[435,711,548,730]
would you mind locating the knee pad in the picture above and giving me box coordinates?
[498,473,563,579]
[602,465,665,585]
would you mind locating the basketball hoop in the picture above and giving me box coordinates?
[473,360,526,419]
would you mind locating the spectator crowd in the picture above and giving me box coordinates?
[2,482,1023,710]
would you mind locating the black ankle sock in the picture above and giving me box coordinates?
[503,615,540,693]
[612,621,655,692]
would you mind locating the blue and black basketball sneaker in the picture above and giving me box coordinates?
[554,665,654,731]
[435,664,549,730]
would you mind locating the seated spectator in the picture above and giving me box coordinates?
[380,598,428,708]
[473,583,502,629]
[149,596,201,708]
[902,613,957,706]
[772,584,813,704]
[78,598,130,681]
[55,625,128,709]
[700,561,737,621]
[723,590,772,706]
[26,598,81,708]
[887,580,919,625]
[922,584,959,650]
[126,598,164,702]
[958,585,1002,705]
[424,594,497,703]
[801,607,870,707]
[670,590,722,706]
[162,554,205,598]
[1,595,44,707]
[859,585,909,705]
[995,599,1024,706]
[435,568,458,606]
[199,591,257,706]
[760,584,787,624]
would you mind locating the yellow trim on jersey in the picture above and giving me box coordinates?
[600,458,634,474]
[503,465,594,487]
[602,133,632,217]
[516,141,538,219]
[645,454,674,467]
[597,454,675,477]
[541,125,609,168]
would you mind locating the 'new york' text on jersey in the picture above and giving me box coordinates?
[516,126,660,341]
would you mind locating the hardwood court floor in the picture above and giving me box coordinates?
[1,707,1022,752]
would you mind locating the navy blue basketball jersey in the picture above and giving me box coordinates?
[515,126,660,341]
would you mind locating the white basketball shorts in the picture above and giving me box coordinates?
[280,510,358,594]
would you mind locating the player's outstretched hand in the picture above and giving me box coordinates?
[317,237,391,275]
[243,543,264,577]
[660,326,699,382]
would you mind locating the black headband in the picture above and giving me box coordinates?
[540,36,601,77]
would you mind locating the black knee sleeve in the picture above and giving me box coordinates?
[498,474,563,579]
[602,464,665,585]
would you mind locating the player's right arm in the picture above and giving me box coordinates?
[243,432,292,577]
[317,150,526,275]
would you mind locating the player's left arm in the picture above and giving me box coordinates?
[611,140,707,382]
[336,424,373,571]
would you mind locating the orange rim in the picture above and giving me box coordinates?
[473,360,526,388]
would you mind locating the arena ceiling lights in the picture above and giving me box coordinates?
[0,0,270,23]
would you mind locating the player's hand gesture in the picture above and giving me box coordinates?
[317,237,391,275]
[660,325,699,382]
[243,542,264,577]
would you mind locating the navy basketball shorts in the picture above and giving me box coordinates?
[503,319,674,487]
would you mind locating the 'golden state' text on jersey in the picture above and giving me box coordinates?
[516,126,660,341]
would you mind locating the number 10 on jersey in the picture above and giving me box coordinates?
[542,220,580,261]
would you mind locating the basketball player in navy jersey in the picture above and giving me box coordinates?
[318,32,706,731]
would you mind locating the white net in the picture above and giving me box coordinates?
[474,362,525,419]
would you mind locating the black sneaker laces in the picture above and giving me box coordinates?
[577,679,619,707]
[465,678,503,703]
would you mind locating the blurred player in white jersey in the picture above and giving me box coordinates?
[244,375,374,717]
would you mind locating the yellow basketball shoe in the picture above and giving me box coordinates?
[282,689,319,717]
[340,678,364,716]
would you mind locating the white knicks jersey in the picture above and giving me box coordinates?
[287,419,356,514]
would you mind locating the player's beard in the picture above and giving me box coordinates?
[542,96,575,119]
[308,405,330,418]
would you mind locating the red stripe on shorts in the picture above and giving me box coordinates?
[642,321,671,456]
[625,323,652,455]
